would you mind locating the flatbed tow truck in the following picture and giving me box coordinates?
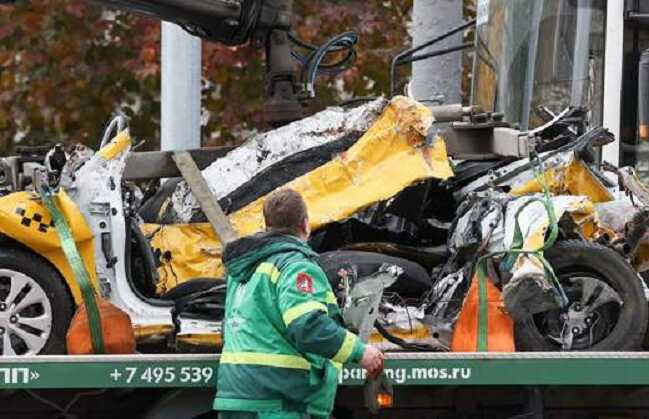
[6,1,649,418]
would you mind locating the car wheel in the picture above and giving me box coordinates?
[318,250,432,298]
[515,241,648,351]
[0,247,74,355]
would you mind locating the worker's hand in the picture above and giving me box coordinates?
[360,345,384,378]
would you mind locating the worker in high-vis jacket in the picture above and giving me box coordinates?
[215,188,384,419]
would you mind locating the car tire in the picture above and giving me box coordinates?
[318,251,432,298]
[515,240,648,351]
[0,247,74,355]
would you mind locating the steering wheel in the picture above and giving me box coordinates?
[99,115,128,149]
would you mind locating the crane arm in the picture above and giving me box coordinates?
[89,0,301,125]
[88,0,290,45]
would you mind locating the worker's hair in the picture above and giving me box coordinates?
[263,189,308,236]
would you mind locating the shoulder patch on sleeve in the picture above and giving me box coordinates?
[296,272,314,294]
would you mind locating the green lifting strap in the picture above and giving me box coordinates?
[474,155,567,352]
[476,262,489,352]
[39,186,106,354]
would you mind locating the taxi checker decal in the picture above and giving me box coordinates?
[15,207,55,233]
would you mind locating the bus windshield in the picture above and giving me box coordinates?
[472,0,606,130]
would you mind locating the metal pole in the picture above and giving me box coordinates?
[161,22,202,151]
[602,0,624,166]
[410,0,463,104]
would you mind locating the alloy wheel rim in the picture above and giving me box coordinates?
[0,269,53,356]
[536,272,621,350]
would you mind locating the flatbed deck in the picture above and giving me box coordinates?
[1,352,648,389]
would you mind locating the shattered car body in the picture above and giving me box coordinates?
[140,96,454,293]
[0,97,448,355]
[1,93,647,355]
[309,108,649,352]
[134,98,649,353]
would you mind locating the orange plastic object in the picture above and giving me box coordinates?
[377,392,394,408]
[641,124,649,141]
[66,299,136,355]
[451,275,515,352]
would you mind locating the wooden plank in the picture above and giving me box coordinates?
[172,151,238,244]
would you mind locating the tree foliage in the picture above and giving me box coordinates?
[0,1,160,152]
[0,0,414,152]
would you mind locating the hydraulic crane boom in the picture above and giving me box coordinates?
[89,0,288,45]
[91,0,303,125]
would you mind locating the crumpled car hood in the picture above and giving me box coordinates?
[142,96,453,294]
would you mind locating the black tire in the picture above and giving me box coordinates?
[318,251,432,298]
[0,247,74,355]
[515,240,648,351]
[160,278,222,301]
[641,271,649,349]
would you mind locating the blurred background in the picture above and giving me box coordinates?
[0,0,476,152]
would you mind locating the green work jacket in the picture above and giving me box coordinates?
[214,232,366,418]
